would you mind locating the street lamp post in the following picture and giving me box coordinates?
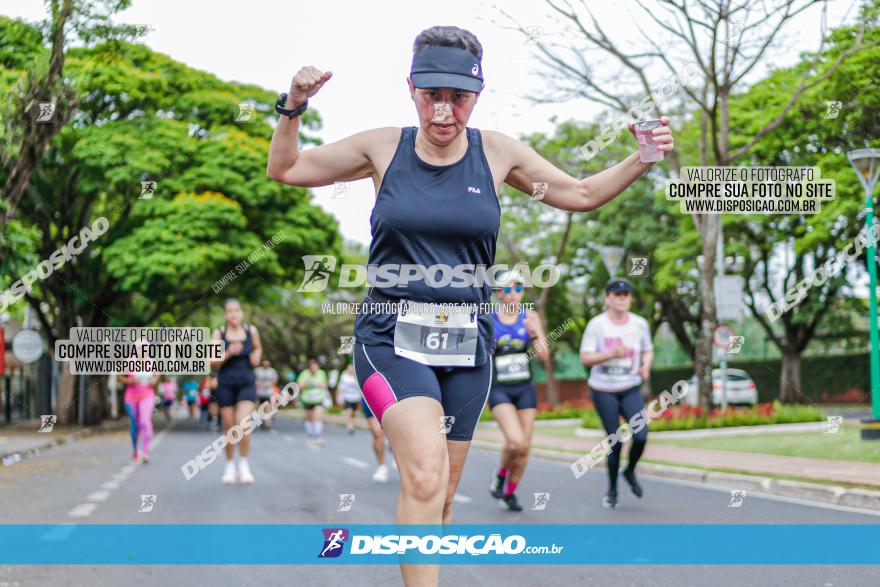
[848,149,880,440]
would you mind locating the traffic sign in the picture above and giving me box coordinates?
[713,323,736,350]
[12,329,44,364]
[715,275,744,321]
[598,246,625,277]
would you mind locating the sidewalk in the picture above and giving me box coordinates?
[0,419,129,465]
[473,426,880,489]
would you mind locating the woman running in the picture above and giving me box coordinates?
[119,369,159,463]
[336,363,362,434]
[254,359,279,429]
[362,397,393,483]
[487,269,549,511]
[181,377,199,420]
[579,278,654,509]
[267,25,673,585]
[158,376,178,421]
[210,298,262,484]
[197,376,212,427]
[297,358,329,445]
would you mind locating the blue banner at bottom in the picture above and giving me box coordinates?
[1,524,878,564]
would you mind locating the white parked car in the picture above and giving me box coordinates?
[684,369,758,406]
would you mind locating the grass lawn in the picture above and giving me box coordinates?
[651,427,880,464]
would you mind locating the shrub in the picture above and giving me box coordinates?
[581,400,824,431]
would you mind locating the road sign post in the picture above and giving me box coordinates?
[848,149,880,440]
[714,324,736,411]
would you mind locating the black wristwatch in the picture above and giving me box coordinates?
[275,93,308,119]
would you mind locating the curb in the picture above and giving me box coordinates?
[470,439,880,512]
[1,421,129,467]
[572,420,831,439]
[478,418,584,429]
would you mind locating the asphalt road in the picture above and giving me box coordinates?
[0,411,876,586]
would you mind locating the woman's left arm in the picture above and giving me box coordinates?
[249,326,262,368]
[492,116,674,212]
[524,310,550,364]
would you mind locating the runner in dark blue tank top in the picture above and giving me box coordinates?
[267,25,675,587]
[486,269,549,511]
[210,298,263,485]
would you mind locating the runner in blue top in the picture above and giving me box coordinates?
[267,25,675,587]
[487,269,549,512]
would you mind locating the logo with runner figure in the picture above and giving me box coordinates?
[298,255,337,292]
[337,493,356,512]
[318,528,349,558]
[433,311,449,325]
[38,415,57,433]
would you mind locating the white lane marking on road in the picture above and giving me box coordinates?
[86,490,111,502]
[343,457,369,469]
[150,430,168,450]
[64,425,172,520]
[284,435,296,443]
[453,493,472,504]
[68,503,97,518]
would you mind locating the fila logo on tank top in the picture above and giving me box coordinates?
[356,126,501,367]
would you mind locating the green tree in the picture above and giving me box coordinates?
[0,17,339,423]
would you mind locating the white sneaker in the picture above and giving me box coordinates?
[238,460,254,484]
[221,462,238,485]
[372,464,389,483]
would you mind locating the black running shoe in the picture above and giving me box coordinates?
[602,489,618,509]
[489,473,505,499]
[500,493,523,512]
[623,469,643,498]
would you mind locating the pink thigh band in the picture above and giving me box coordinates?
[361,372,398,423]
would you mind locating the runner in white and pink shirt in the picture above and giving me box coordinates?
[579,278,653,509]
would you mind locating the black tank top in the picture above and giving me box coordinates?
[218,324,255,382]
[354,126,501,366]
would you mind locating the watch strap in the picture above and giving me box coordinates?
[276,93,308,119]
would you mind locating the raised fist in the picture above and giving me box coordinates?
[289,66,333,106]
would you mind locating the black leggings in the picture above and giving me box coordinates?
[591,385,648,491]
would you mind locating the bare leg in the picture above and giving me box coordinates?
[442,439,472,525]
[492,403,525,474]
[367,417,386,466]
[507,408,536,487]
[221,406,236,460]
[235,400,255,458]
[381,397,447,587]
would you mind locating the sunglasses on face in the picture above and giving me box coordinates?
[501,284,524,294]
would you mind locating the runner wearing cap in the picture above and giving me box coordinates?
[487,269,549,511]
[267,25,674,586]
[579,278,654,509]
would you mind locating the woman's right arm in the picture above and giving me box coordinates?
[579,321,625,366]
[209,329,224,369]
[580,349,617,367]
[266,66,381,188]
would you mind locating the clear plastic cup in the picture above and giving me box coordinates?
[635,119,663,163]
